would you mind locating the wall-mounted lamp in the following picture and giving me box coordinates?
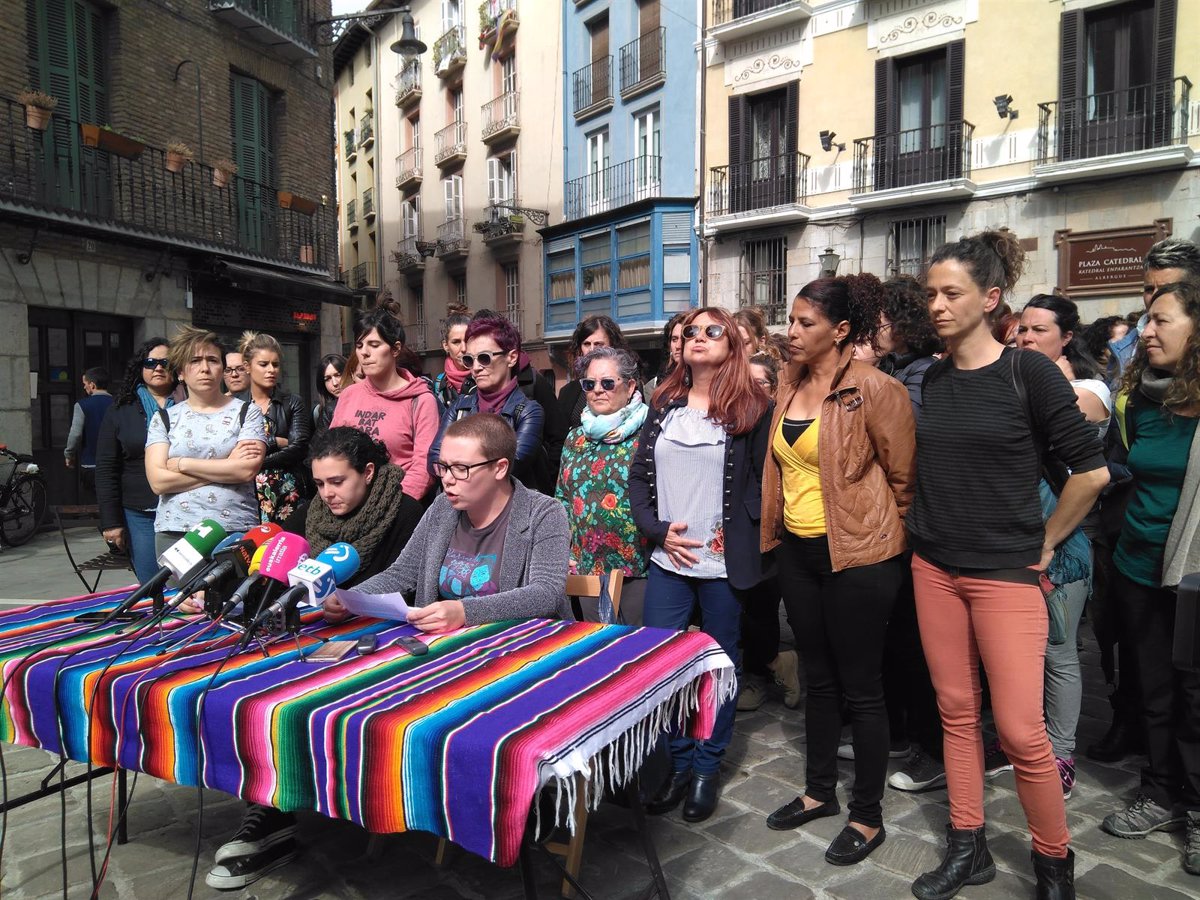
[389,10,427,60]
[993,94,1018,120]
[818,247,841,276]
[819,130,846,153]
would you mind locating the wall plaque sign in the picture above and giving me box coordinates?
[1054,219,1172,298]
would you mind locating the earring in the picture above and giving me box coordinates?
[683,366,692,387]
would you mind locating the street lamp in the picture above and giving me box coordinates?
[389,10,427,60]
[818,247,841,276]
[314,7,427,58]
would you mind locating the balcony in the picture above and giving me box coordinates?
[435,121,468,168]
[393,236,426,274]
[208,0,317,60]
[433,25,467,79]
[1035,77,1193,184]
[349,260,378,290]
[346,198,358,232]
[395,148,422,191]
[362,187,375,222]
[564,156,661,221]
[0,96,334,273]
[850,121,976,209]
[619,28,665,100]
[476,203,526,249]
[359,112,374,150]
[436,216,470,261]
[344,129,356,163]
[573,57,613,121]
[710,0,813,43]
[481,91,520,145]
[395,62,422,109]
[707,151,810,232]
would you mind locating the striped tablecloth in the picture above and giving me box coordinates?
[0,590,734,866]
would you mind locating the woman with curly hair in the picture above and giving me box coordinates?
[630,306,772,823]
[908,231,1106,900]
[94,337,177,581]
[760,274,916,867]
[1101,281,1200,875]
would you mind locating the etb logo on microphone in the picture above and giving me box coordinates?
[288,559,337,602]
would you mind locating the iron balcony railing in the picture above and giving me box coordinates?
[437,216,469,252]
[482,91,519,140]
[0,95,333,270]
[208,0,317,55]
[346,198,357,227]
[712,0,796,25]
[350,260,378,289]
[435,121,468,164]
[572,57,613,116]
[433,25,467,74]
[564,155,661,221]
[394,235,424,266]
[708,151,809,216]
[1037,77,1191,165]
[362,187,374,218]
[395,61,421,106]
[359,112,374,147]
[619,28,665,96]
[852,120,974,194]
[344,129,356,159]
[480,0,517,34]
[395,148,421,187]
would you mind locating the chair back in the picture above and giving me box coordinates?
[565,570,624,624]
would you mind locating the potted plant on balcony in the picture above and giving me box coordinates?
[17,90,57,131]
[165,141,194,173]
[80,124,146,159]
[212,157,238,189]
[278,191,319,215]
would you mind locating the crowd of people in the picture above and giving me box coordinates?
[81,234,1200,899]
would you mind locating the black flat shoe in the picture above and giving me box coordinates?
[645,769,692,815]
[825,824,885,866]
[682,771,721,822]
[766,796,841,831]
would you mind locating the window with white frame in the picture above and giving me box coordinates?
[443,174,463,221]
[503,262,521,325]
[441,0,461,30]
[487,152,516,208]
[888,215,946,277]
[502,55,517,95]
[409,115,421,151]
[634,108,661,196]
[451,89,464,124]
[453,274,467,306]
[586,130,610,213]
[402,197,420,238]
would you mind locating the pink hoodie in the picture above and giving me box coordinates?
[330,370,439,499]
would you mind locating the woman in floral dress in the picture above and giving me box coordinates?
[556,347,650,625]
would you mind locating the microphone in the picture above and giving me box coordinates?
[97,519,228,625]
[194,524,284,615]
[242,543,359,645]
[239,533,310,627]
[215,539,276,620]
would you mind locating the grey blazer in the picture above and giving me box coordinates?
[354,479,573,626]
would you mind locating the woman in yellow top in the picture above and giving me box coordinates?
[760,273,916,867]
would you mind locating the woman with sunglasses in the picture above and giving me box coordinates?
[760,274,915,867]
[630,307,772,824]
[330,305,440,501]
[555,346,650,624]
[95,338,178,582]
[430,315,546,491]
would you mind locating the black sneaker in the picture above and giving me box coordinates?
[984,741,1013,780]
[214,803,297,863]
[206,840,299,890]
[888,748,947,793]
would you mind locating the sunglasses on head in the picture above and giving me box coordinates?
[142,358,170,370]
[581,377,621,393]
[460,351,505,369]
[682,324,726,341]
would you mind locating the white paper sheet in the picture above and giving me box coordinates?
[335,588,412,622]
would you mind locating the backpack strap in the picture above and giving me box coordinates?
[157,407,171,434]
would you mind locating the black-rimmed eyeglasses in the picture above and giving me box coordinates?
[432,458,501,480]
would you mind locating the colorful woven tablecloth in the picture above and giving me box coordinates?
[0,590,734,866]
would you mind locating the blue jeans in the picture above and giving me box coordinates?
[643,563,741,776]
[123,508,159,584]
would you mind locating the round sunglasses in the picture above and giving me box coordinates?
[461,350,507,369]
[682,324,726,341]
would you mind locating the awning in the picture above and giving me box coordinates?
[206,260,358,307]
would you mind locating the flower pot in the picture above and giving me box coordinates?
[299,244,315,264]
[279,191,319,215]
[24,105,52,131]
[165,151,188,173]
[213,168,232,189]
[80,124,145,159]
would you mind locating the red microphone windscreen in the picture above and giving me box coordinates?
[258,533,311,584]
[244,523,284,549]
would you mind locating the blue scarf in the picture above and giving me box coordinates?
[137,383,174,425]
[579,394,648,444]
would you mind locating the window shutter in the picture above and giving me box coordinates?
[1058,11,1085,161]
[873,57,896,190]
[72,0,106,126]
[509,149,517,201]
[945,40,965,178]
[784,80,799,155]
[728,95,748,168]
[443,177,455,219]
[231,74,273,187]
[1152,0,1177,145]
[487,157,500,204]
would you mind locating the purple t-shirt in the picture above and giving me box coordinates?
[438,496,512,600]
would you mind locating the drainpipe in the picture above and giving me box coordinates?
[697,0,708,307]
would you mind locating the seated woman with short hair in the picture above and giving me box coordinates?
[326,413,571,631]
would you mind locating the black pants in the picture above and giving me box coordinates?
[1092,541,1143,726]
[1117,571,1200,810]
[882,558,943,757]
[740,575,781,677]
[778,532,902,828]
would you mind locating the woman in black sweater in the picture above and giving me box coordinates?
[907,231,1107,900]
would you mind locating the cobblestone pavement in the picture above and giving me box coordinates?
[0,530,1193,899]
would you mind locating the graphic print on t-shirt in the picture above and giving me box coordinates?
[353,409,387,438]
[439,547,500,599]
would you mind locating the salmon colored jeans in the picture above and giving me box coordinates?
[912,553,1070,858]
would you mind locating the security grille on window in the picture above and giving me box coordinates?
[503,263,521,325]
[888,215,946,277]
[411,289,427,351]
[739,237,787,326]
[453,275,467,307]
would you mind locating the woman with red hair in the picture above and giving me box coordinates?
[630,306,772,824]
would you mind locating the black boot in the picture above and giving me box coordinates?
[1085,714,1143,762]
[644,769,691,815]
[681,771,720,823]
[1032,848,1075,900]
[911,825,995,900]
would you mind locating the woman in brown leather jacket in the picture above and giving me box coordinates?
[761,274,916,867]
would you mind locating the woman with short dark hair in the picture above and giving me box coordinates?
[312,353,346,436]
[557,315,632,430]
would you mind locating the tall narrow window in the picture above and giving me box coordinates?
[634,108,660,196]
[728,83,798,213]
[502,55,517,95]
[503,263,521,324]
[588,13,610,103]
[740,237,787,326]
[402,197,420,238]
[586,130,609,213]
[231,73,274,252]
[443,174,463,221]
[487,153,516,207]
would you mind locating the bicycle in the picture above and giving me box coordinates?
[0,445,48,547]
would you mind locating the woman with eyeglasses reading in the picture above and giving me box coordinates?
[629,307,773,824]
[555,347,651,624]
[429,315,546,491]
[95,338,178,582]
